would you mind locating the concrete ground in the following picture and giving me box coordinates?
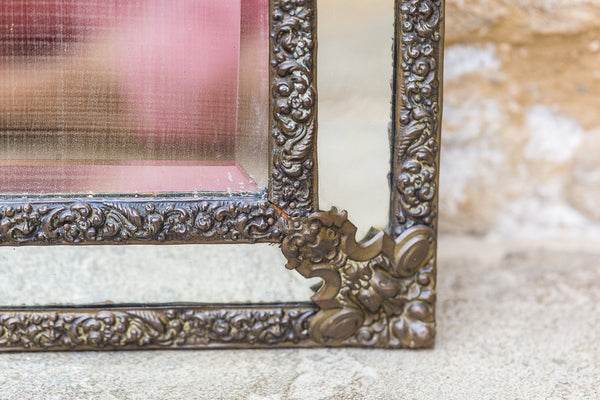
[0,236,598,399]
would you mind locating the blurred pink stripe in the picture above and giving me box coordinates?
[115,0,241,146]
[0,162,258,193]
[1,0,242,146]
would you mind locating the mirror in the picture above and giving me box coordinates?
[318,0,393,237]
[0,0,269,194]
[0,0,444,351]
[0,0,394,308]
[0,244,315,306]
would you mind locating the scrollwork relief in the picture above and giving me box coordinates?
[0,199,282,245]
[0,306,317,351]
[270,0,318,215]
[0,0,443,351]
[391,0,444,235]
[283,210,436,348]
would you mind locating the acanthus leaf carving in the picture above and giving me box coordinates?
[392,0,443,235]
[0,306,318,351]
[270,0,318,215]
[0,199,282,245]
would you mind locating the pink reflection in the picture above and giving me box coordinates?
[115,1,241,147]
[2,0,241,147]
[0,161,258,194]
[0,0,269,194]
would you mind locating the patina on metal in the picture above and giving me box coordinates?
[0,0,444,351]
[282,210,436,348]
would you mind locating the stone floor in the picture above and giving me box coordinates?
[0,235,598,399]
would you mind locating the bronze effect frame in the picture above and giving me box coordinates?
[0,0,444,351]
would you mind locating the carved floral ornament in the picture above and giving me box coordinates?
[0,0,443,350]
[270,0,318,215]
[0,200,282,245]
[0,307,318,350]
[392,0,444,235]
[282,210,436,348]
[0,211,437,350]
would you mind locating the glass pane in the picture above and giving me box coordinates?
[0,244,315,306]
[0,0,269,194]
[318,0,392,238]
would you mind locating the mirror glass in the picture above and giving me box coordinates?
[0,244,316,305]
[0,0,394,308]
[318,0,392,237]
[0,0,269,194]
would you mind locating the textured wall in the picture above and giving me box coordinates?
[441,0,600,237]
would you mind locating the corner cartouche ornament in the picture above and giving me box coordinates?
[283,210,436,348]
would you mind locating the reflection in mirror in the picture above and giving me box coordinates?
[318,0,392,237]
[0,244,316,306]
[0,0,269,194]
[0,2,398,312]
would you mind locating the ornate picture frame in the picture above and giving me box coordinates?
[0,0,444,351]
